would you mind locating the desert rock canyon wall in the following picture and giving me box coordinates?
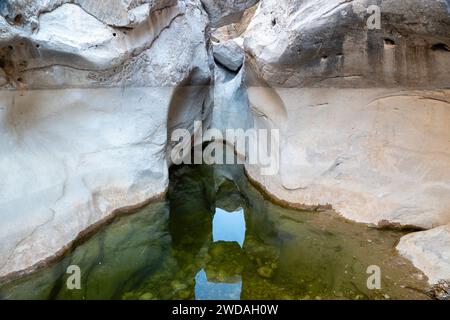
[1,0,449,285]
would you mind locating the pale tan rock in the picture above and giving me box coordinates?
[241,0,450,285]
[213,40,244,71]
[201,0,259,27]
[75,0,178,27]
[1,1,211,89]
[245,88,450,229]
[244,0,450,88]
[397,225,450,284]
[0,0,211,280]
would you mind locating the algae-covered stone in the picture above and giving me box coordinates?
[139,292,154,300]
[205,241,244,283]
[171,280,188,291]
[178,289,192,300]
[257,266,275,279]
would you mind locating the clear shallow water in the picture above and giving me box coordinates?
[0,165,430,300]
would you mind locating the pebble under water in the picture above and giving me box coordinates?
[0,165,431,300]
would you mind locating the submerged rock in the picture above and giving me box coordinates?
[257,265,274,279]
[429,281,450,300]
[205,241,244,283]
[139,292,154,300]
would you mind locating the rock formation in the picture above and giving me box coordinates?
[240,0,450,285]
[200,0,259,27]
[1,0,450,289]
[212,40,244,72]
[0,0,211,280]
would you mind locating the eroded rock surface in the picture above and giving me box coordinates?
[0,1,211,89]
[398,225,450,285]
[240,0,450,284]
[0,0,178,29]
[213,40,244,71]
[0,0,211,280]
[1,0,450,288]
[245,88,450,229]
[244,0,450,88]
[201,0,259,28]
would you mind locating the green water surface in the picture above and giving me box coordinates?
[0,165,430,300]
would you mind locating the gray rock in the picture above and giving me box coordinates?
[0,1,211,89]
[244,0,450,88]
[0,0,212,280]
[201,0,259,27]
[397,225,450,285]
[213,40,244,71]
[243,0,450,286]
[0,0,178,29]
[75,0,178,27]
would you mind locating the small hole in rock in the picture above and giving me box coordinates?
[321,55,328,60]
[384,39,395,46]
[113,33,116,37]
[271,19,277,26]
[17,77,23,82]
[36,44,40,48]
[8,45,13,50]
[13,14,22,24]
[431,43,450,52]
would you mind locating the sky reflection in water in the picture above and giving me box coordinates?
[195,208,245,300]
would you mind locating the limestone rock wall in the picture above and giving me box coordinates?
[245,88,450,229]
[200,0,259,28]
[397,224,450,285]
[0,0,212,280]
[238,0,450,284]
[244,0,450,88]
[1,0,450,287]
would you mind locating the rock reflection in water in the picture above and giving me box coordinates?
[195,208,245,300]
[0,165,430,300]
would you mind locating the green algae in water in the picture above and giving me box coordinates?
[0,165,430,300]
